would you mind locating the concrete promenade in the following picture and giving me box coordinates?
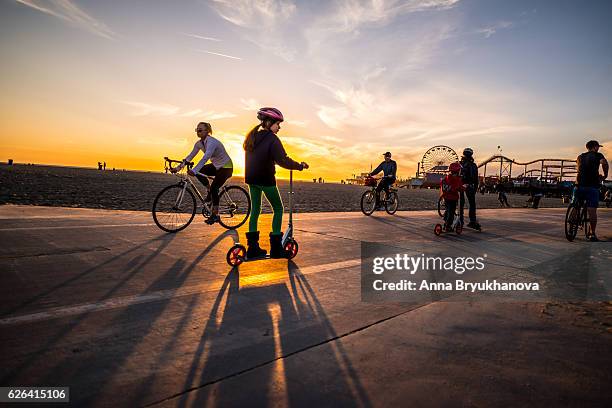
[0,205,610,407]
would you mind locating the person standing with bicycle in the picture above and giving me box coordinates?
[369,152,397,209]
[574,140,608,241]
[244,107,308,259]
[173,121,233,225]
[460,147,481,230]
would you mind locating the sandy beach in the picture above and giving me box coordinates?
[1,164,568,213]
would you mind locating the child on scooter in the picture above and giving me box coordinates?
[243,107,309,259]
[441,162,465,231]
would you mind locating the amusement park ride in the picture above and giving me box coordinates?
[347,144,582,196]
[408,145,577,195]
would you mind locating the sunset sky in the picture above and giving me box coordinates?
[1,0,611,181]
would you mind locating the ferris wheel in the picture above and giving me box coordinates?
[421,145,459,174]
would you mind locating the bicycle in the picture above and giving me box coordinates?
[434,205,463,236]
[564,188,591,242]
[152,157,251,232]
[437,196,446,217]
[360,176,399,215]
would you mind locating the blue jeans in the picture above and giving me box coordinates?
[573,186,599,208]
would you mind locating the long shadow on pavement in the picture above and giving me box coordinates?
[170,260,371,407]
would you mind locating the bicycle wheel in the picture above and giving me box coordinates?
[437,197,445,217]
[217,185,251,230]
[385,192,399,214]
[152,184,197,233]
[582,207,592,239]
[564,205,579,242]
[361,190,376,215]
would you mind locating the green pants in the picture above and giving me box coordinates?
[248,185,284,233]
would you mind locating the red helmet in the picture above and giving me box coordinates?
[449,162,461,173]
[257,107,284,122]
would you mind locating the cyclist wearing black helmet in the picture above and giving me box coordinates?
[459,147,481,230]
[369,152,397,208]
[575,140,608,241]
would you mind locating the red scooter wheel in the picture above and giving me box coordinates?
[284,240,299,259]
[434,224,442,236]
[455,224,463,235]
[226,244,246,266]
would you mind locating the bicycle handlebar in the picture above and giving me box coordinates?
[164,157,193,170]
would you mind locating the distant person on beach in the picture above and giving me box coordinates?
[103,161,106,170]
[172,121,233,225]
[97,162,102,170]
[526,183,544,209]
[497,182,510,207]
[244,107,308,259]
[441,162,465,231]
[574,140,608,241]
[369,152,397,209]
[460,148,481,230]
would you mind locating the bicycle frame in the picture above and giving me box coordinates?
[172,171,235,211]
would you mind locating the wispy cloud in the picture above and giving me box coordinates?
[310,78,537,163]
[311,0,460,35]
[122,101,180,116]
[286,119,310,128]
[15,0,115,39]
[240,98,260,111]
[364,65,387,82]
[202,111,237,120]
[210,0,297,28]
[475,21,513,38]
[196,49,242,60]
[181,32,221,41]
[121,101,236,120]
[209,0,299,61]
[322,135,344,142]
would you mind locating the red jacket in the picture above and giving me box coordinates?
[440,174,465,201]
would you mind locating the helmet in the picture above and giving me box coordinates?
[257,107,284,122]
[449,162,461,173]
[383,151,392,157]
[463,147,473,157]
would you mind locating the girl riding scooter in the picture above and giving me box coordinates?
[243,107,309,259]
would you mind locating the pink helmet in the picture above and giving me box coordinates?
[449,162,461,173]
[257,107,284,122]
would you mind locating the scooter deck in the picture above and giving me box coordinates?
[238,255,286,262]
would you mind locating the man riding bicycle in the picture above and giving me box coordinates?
[574,140,608,241]
[369,152,397,208]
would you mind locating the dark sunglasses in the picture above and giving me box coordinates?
[196,129,206,133]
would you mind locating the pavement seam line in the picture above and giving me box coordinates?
[142,304,427,407]
[0,259,362,326]
[0,223,157,231]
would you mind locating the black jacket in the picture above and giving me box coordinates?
[244,130,303,186]
[461,159,479,186]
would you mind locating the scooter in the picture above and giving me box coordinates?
[434,209,463,236]
[226,170,299,266]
